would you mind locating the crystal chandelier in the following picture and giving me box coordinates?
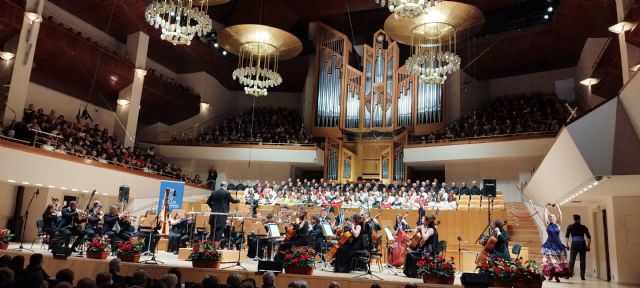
[145,0,213,46]
[232,42,282,97]
[404,22,460,84]
[375,0,443,18]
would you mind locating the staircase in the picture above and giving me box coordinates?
[505,202,543,262]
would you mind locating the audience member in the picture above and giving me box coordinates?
[25,253,50,279]
[0,256,10,268]
[287,280,308,288]
[226,273,242,288]
[132,268,150,287]
[14,272,46,288]
[53,282,74,288]
[201,275,219,288]
[55,269,74,286]
[96,271,113,287]
[239,279,256,288]
[159,274,178,288]
[77,277,99,288]
[7,255,25,280]
[404,284,417,288]
[167,267,182,288]
[109,258,124,287]
[261,272,275,288]
[327,282,340,288]
[370,285,381,288]
[0,268,14,288]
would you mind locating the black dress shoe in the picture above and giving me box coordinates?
[581,277,586,280]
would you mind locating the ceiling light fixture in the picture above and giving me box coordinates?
[608,22,633,34]
[102,193,109,196]
[0,51,15,61]
[35,183,42,187]
[375,0,443,19]
[135,68,147,79]
[48,185,55,188]
[71,188,78,192]
[22,181,29,185]
[547,6,553,12]
[200,102,210,109]
[544,14,549,20]
[61,187,67,190]
[220,24,302,97]
[579,78,599,86]
[7,180,16,183]
[145,0,213,45]
[24,12,42,24]
[630,64,640,72]
[405,22,461,84]
[117,99,130,106]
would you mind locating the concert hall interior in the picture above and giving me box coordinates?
[1,0,640,287]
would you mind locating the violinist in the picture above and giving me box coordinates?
[308,214,324,253]
[42,203,60,238]
[85,204,104,240]
[59,201,86,253]
[333,214,367,273]
[221,217,242,250]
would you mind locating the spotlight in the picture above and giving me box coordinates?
[544,14,549,20]
[222,50,227,56]
[0,51,15,61]
[7,179,15,183]
[547,6,553,12]
[214,42,219,48]
[580,78,599,86]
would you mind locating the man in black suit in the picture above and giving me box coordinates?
[207,182,240,241]
[469,180,481,195]
[59,201,85,252]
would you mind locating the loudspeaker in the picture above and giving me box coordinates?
[257,260,282,272]
[460,273,491,287]
[402,251,422,278]
[118,185,130,203]
[482,178,496,197]
[50,236,71,258]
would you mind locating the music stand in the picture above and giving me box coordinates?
[141,215,164,264]
[222,211,251,270]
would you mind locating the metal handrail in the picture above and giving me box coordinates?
[407,130,558,145]
[148,108,237,142]
[162,140,319,147]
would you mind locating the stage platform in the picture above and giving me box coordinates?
[0,244,619,288]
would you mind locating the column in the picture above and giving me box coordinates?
[114,32,148,148]
[615,0,630,83]
[3,0,45,126]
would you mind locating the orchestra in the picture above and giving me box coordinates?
[29,188,514,280]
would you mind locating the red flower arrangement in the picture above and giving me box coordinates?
[417,255,456,277]
[477,258,517,281]
[116,237,145,255]
[513,258,545,281]
[87,236,110,253]
[0,229,14,244]
[189,240,222,261]
[283,246,316,268]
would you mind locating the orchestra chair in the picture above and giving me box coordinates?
[31,219,50,250]
[350,234,372,272]
[511,243,522,259]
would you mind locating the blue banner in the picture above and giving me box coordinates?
[157,180,184,213]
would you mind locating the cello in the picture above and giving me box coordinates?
[326,216,360,262]
[284,211,307,242]
[476,234,497,264]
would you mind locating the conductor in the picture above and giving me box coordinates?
[207,182,240,241]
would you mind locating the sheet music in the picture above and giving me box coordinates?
[322,223,334,237]
[267,223,281,237]
[384,227,394,241]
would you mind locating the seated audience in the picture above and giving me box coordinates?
[0,268,14,288]
[201,275,220,288]
[261,272,275,288]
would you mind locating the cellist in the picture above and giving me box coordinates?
[274,210,309,261]
[333,214,367,273]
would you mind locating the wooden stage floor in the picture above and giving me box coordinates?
[0,244,625,288]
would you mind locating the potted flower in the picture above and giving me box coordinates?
[116,237,145,263]
[417,255,456,285]
[86,236,110,259]
[0,229,13,250]
[513,258,545,288]
[283,246,316,275]
[477,258,516,287]
[188,240,222,268]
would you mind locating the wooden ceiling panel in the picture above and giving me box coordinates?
[553,0,617,38]
[591,40,622,99]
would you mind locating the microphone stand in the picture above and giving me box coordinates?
[11,189,38,252]
[223,210,250,271]
[141,214,164,264]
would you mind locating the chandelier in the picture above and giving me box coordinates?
[145,0,213,46]
[405,22,460,84]
[375,0,443,18]
[219,24,302,97]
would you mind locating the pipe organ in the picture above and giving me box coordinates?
[314,24,446,182]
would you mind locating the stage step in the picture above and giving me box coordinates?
[505,202,542,262]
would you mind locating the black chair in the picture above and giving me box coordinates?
[350,234,371,272]
[512,243,522,259]
[31,219,49,249]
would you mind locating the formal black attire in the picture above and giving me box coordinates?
[459,186,470,195]
[309,222,324,253]
[137,219,161,253]
[41,212,59,236]
[59,207,85,250]
[207,187,240,241]
[207,169,217,190]
[333,223,367,273]
[85,211,102,240]
[566,222,591,279]
[278,221,309,252]
[489,230,511,260]
[394,222,410,233]
[469,185,481,196]
[168,218,189,253]
[103,213,133,251]
[422,227,439,258]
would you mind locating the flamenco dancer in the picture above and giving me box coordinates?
[541,203,571,282]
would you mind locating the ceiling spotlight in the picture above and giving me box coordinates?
[631,64,640,72]
[71,188,78,191]
[135,68,147,79]
[580,78,600,86]
[200,102,210,109]
[593,181,599,186]
[48,185,55,188]
[117,99,130,106]
[222,50,227,56]
[214,42,219,48]
[82,190,89,193]
[22,181,29,185]
[35,183,42,187]
[61,187,67,190]
[547,6,553,12]
[544,14,549,20]
[24,12,42,24]
[609,22,632,34]
[7,179,15,183]
[588,185,593,189]
[103,193,109,196]
[0,51,15,61]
